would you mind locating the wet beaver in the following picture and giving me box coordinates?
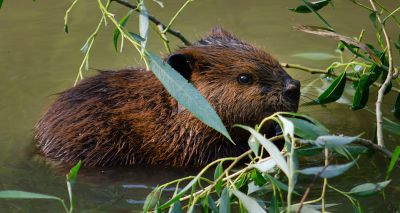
[34,28,300,167]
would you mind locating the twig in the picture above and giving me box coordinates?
[369,0,394,147]
[111,0,192,46]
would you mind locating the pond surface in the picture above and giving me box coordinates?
[0,0,399,212]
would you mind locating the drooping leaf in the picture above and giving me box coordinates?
[128,32,146,42]
[352,74,370,110]
[315,71,347,104]
[219,187,230,213]
[277,115,295,140]
[139,1,149,52]
[314,135,360,149]
[207,196,218,213]
[234,125,290,177]
[169,200,183,213]
[291,52,336,60]
[286,117,329,140]
[299,159,357,178]
[386,146,400,179]
[289,0,331,13]
[143,188,161,212]
[214,162,224,195]
[369,12,378,29]
[232,190,266,213]
[295,25,381,65]
[0,191,62,201]
[145,52,233,143]
[269,194,279,213]
[252,158,277,173]
[349,180,391,197]
[113,10,134,51]
[394,93,400,119]
[248,135,259,156]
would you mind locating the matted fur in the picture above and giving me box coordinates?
[34,28,300,167]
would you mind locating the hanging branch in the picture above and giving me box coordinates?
[111,0,192,46]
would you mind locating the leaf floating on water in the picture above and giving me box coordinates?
[315,71,347,104]
[289,0,331,13]
[291,52,336,60]
[145,52,233,143]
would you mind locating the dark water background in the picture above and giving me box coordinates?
[0,0,399,212]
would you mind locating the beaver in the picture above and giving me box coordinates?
[34,27,300,167]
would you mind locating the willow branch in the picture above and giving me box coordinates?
[281,63,400,93]
[111,0,192,46]
[369,0,394,147]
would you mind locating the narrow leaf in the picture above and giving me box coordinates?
[235,125,290,177]
[248,135,259,155]
[352,74,370,110]
[169,200,183,213]
[145,52,233,143]
[386,146,400,179]
[314,135,360,149]
[299,159,357,178]
[349,180,391,197]
[291,52,336,60]
[315,71,346,104]
[219,187,230,213]
[67,160,81,184]
[113,10,134,51]
[232,190,266,213]
[252,158,277,173]
[139,1,149,52]
[214,162,223,195]
[0,191,61,200]
[0,0,3,9]
[286,117,329,140]
[143,188,160,212]
[289,0,331,13]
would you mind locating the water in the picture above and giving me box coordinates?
[0,0,399,212]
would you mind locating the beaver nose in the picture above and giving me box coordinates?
[284,79,301,100]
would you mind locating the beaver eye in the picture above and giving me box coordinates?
[237,74,253,85]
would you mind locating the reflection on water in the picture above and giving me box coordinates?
[0,0,399,212]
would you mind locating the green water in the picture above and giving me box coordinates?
[0,0,399,212]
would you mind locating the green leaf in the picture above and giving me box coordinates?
[128,32,146,42]
[143,188,161,212]
[299,159,357,178]
[67,160,81,184]
[207,196,219,213]
[248,135,259,156]
[352,74,370,110]
[286,117,329,140]
[291,52,336,60]
[232,190,266,213]
[0,191,62,201]
[139,1,149,51]
[234,125,290,177]
[314,135,360,149]
[277,115,295,140]
[296,146,323,156]
[145,52,233,143]
[349,180,391,197]
[251,170,267,186]
[269,194,278,213]
[214,162,224,195]
[315,71,347,104]
[394,93,400,119]
[369,12,378,29]
[383,120,400,135]
[0,0,3,9]
[219,187,230,213]
[289,0,331,13]
[169,200,182,213]
[113,10,134,52]
[386,146,400,179]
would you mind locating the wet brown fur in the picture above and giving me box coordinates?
[34,28,300,167]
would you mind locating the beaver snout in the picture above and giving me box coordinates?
[283,78,301,102]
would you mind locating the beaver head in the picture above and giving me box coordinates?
[167,28,300,135]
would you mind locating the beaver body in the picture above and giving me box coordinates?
[35,28,300,167]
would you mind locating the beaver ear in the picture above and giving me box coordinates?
[167,53,194,81]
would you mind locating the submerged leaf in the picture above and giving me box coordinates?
[315,71,347,104]
[299,159,357,178]
[349,180,391,197]
[146,52,233,143]
[232,190,266,213]
[289,0,331,13]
